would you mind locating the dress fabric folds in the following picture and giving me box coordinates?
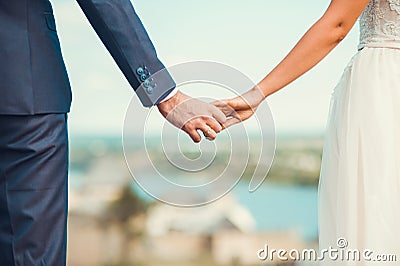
[318,0,400,265]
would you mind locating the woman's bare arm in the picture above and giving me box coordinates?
[214,0,371,128]
[258,0,370,97]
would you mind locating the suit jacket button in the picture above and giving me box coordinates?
[140,74,147,81]
[136,67,144,75]
[146,86,154,94]
[143,80,151,88]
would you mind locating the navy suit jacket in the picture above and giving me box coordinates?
[0,0,175,114]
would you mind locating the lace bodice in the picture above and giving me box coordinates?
[359,0,400,49]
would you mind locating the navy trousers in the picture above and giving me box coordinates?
[0,114,68,265]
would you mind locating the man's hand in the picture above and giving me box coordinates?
[212,87,265,129]
[157,91,227,143]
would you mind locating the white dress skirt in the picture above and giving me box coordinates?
[318,47,400,265]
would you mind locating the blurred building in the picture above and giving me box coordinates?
[145,196,304,265]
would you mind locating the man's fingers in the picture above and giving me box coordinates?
[186,128,202,143]
[206,117,223,133]
[197,124,217,141]
[209,104,227,124]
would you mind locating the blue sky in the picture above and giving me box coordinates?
[53,0,361,137]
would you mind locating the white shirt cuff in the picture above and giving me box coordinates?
[159,88,179,103]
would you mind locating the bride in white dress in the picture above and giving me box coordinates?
[214,0,400,264]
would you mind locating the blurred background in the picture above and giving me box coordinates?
[52,0,361,265]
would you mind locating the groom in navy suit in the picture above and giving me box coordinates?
[0,0,225,264]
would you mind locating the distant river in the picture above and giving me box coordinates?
[233,182,318,241]
[131,179,319,241]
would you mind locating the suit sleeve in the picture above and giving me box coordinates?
[75,0,176,107]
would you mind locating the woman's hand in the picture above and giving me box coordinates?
[212,87,265,129]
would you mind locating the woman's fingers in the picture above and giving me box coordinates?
[212,100,234,117]
[211,99,246,129]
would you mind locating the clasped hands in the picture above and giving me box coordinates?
[157,87,265,142]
